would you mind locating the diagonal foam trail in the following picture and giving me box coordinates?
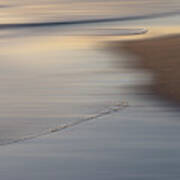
[0,101,128,146]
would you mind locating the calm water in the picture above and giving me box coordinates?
[1,0,180,24]
[0,0,180,145]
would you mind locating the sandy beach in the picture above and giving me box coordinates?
[0,1,180,179]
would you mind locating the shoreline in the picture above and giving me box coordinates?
[1,27,180,179]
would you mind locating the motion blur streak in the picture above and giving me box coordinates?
[0,0,179,145]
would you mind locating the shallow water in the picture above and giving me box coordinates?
[0,30,144,144]
[0,0,180,145]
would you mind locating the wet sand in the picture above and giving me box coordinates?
[109,30,180,103]
[122,35,180,102]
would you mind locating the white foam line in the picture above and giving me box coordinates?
[0,101,128,146]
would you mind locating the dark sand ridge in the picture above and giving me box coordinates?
[114,35,180,102]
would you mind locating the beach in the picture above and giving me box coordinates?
[1,26,180,179]
[0,0,179,145]
[0,1,180,179]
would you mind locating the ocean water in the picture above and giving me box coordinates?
[1,0,180,24]
[0,0,180,145]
